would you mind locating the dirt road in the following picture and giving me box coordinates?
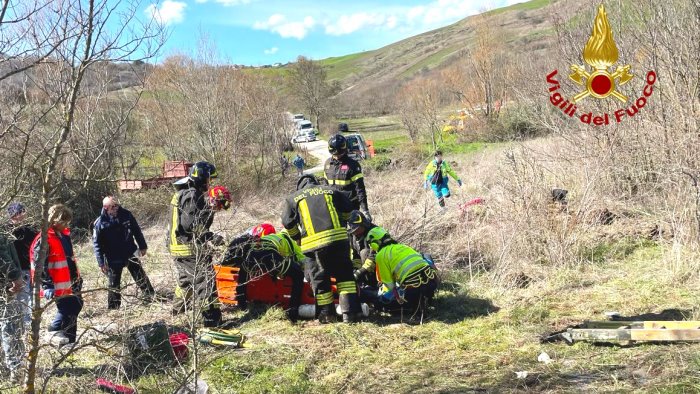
[300,139,329,175]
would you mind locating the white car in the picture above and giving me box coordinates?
[292,131,317,143]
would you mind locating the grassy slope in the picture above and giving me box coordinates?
[37,147,700,393]
[316,0,555,84]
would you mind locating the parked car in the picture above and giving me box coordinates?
[292,130,317,143]
[344,133,371,160]
[293,113,305,122]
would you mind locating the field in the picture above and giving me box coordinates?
[15,113,700,393]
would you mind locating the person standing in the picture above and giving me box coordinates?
[292,154,305,177]
[279,155,290,178]
[30,204,83,346]
[281,175,360,323]
[168,161,224,327]
[6,202,37,324]
[324,134,371,221]
[423,150,462,208]
[1,226,24,384]
[92,196,154,310]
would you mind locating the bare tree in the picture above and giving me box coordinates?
[0,0,164,391]
[286,56,339,130]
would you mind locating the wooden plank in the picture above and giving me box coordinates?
[581,321,643,329]
[568,328,632,342]
[631,329,700,342]
[643,321,700,330]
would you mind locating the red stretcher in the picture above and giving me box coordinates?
[214,265,336,308]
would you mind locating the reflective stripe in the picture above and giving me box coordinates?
[169,192,193,257]
[317,291,334,306]
[53,282,72,291]
[300,229,347,252]
[350,173,364,182]
[325,194,340,229]
[298,199,315,236]
[394,255,427,281]
[328,179,352,186]
[286,226,300,238]
[336,281,357,295]
[50,260,68,269]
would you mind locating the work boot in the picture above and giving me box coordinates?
[46,331,69,347]
[285,307,299,323]
[317,304,336,324]
[202,308,222,328]
[342,312,361,323]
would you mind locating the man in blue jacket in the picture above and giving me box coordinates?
[93,196,154,309]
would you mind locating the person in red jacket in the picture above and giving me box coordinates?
[30,204,83,347]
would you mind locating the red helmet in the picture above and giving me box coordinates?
[251,223,276,237]
[208,185,232,210]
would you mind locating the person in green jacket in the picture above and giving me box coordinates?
[423,150,462,208]
[365,227,438,314]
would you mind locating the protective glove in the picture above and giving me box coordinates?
[211,234,225,246]
[378,290,394,305]
[423,180,429,190]
[354,268,367,282]
[395,287,406,304]
[44,288,55,300]
[361,209,372,223]
[457,179,463,187]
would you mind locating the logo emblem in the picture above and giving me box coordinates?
[569,5,634,103]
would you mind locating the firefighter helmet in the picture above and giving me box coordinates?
[189,161,218,187]
[208,185,232,210]
[328,134,347,155]
[347,210,370,234]
[296,174,319,191]
[251,223,276,237]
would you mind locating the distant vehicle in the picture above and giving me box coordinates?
[293,114,305,122]
[344,133,372,160]
[296,120,313,130]
[292,130,317,143]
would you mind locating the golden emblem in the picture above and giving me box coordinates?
[569,4,633,103]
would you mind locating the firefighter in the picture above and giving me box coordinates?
[365,227,438,315]
[345,210,386,286]
[324,134,371,221]
[168,161,227,327]
[423,150,462,208]
[219,224,305,322]
[281,175,360,323]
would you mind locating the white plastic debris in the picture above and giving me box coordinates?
[537,351,553,364]
[515,371,529,379]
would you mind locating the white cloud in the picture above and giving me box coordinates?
[215,0,254,6]
[145,0,187,25]
[324,12,389,36]
[264,47,279,55]
[254,14,315,40]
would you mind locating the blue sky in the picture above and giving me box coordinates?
[144,0,526,65]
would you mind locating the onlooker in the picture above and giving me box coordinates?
[7,202,38,324]
[279,155,290,178]
[292,153,305,177]
[30,204,83,346]
[0,227,24,384]
[93,196,154,310]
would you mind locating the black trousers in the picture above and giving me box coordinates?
[173,256,221,326]
[379,278,438,315]
[304,241,359,314]
[107,257,154,309]
[49,294,84,343]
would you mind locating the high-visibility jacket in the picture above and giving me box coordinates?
[424,160,460,185]
[30,228,80,297]
[375,243,436,293]
[168,187,214,258]
[324,155,368,210]
[259,232,305,262]
[281,184,353,252]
